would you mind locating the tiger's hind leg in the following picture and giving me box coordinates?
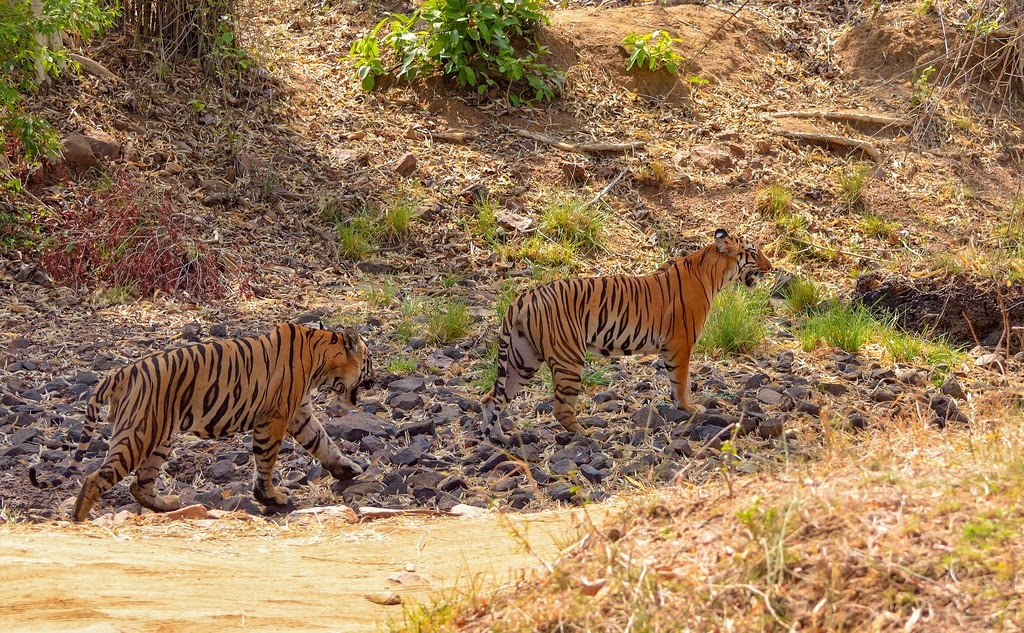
[547,355,586,435]
[288,396,362,481]
[128,438,180,513]
[482,326,542,443]
[72,432,148,522]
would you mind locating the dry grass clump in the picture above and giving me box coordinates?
[392,394,1024,632]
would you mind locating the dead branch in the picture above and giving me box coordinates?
[67,53,119,82]
[774,129,882,162]
[513,129,645,153]
[428,130,479,143]
[772,110,911,128]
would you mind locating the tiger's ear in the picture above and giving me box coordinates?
[714,228,731,254]
[342,328,362,354]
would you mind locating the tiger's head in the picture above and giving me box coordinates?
[713,228,772,289]
[314,327,376,417]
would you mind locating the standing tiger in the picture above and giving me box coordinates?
[29,322,375,522]
[482,229,771,439]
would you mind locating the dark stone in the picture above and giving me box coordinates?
[389,377,426,393]
[898,369,925,386]
[21,391,42,402]
[940,375,967,401]
[11,427,41,445]
[397,419,436,436]
[590,453,611,469]
[546,483,576,502]
[579,464,604,483]
[550,458,576,476]
[690,425,726,443]
[592,390,620,404]
[578,416,608,429]
[536,402,554,415]
[181,323,202,342]
[667,439,694,457]
[820,383,848,396]
[389,392,424,411]
[2,443,36,456]
[412,486,436,503]
[390,437,432,466]
[324,412,396,442]
[743,373,770,390]
[455,397,482,413]
[407,337,427,350]
[758,419,785,439]
[479,450,509,474]
[222,496,264,515]
[795,401,821,416]
[40,448,65,462]
[508,491,535,509]
[360,435,385,453]
[439,475,468,492]
[662,408,692,423]
[210,323,229,337]
[490,476,519,493]
[631,405,666,430]
[930,394,969,424]
[209,459,237,483]
[871,387,897,402]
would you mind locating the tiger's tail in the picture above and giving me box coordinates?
[28,373,115,489]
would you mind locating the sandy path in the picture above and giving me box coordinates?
[0,508,595,632]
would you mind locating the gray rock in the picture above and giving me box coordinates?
[2,443,36,456]
[181,323,202,342]
[549,459,576,476]
[11,427,41,445]
[546,483,575,502]
[397,419,436,436]
[795,401,821,416]
[897,369,925,386]
[324,412,396,442]
[870,387,897,402]
[940,375,967,400]
[631,405,665,430]
[819,383,848,396]
[390,438,432,466]
[209,459,237,483]
[690,425,727,444]
[389,377,426,393]
[389,392,424,411]
[758,419,785,439]
[407,338,427,350]
[743,373,770,390]
[756,388,784,406]
[667,439,694,457]
[210,324,229,337]
[580,464,605,483]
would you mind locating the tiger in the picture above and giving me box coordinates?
[481,229,771,441]
[29,321,375,522]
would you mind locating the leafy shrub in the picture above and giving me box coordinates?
[517,234,575,267]
[41,173,226,300]
[621,31,685,73]
[1,0,116,160]
[350,0,563,105]
[696,286,770,356]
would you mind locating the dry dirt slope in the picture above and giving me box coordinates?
[0,507,591,632]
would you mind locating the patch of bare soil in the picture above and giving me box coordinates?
[838,12,946,83]
[0,507,589,632]
[854,270,1024,348]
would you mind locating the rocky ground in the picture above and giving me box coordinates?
[2,0,1024,524]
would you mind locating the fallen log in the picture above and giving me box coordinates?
[514,128,645,153]
[774,129,881,161]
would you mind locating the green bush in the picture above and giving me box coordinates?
[696,286,770,356]
[621,31,685,73]
[350,0,563,105]
[1,0,116,160]
[780,276,820,315]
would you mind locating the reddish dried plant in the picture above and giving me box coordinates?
[42,173,227,301]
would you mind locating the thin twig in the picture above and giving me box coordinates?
[513,128,645,153]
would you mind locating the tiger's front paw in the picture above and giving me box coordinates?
[678,401,706,415]
[326,456,363,481]
[253,484,290,508]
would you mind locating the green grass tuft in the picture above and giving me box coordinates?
[696,285,770,356]
[427,300,473,344]
[797,301,877,353]
[837,164,870,209]
[755,183,793,219]
[540,195,604,252]
[780,276,820,315]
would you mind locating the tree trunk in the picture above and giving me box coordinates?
[30,0,63,85]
